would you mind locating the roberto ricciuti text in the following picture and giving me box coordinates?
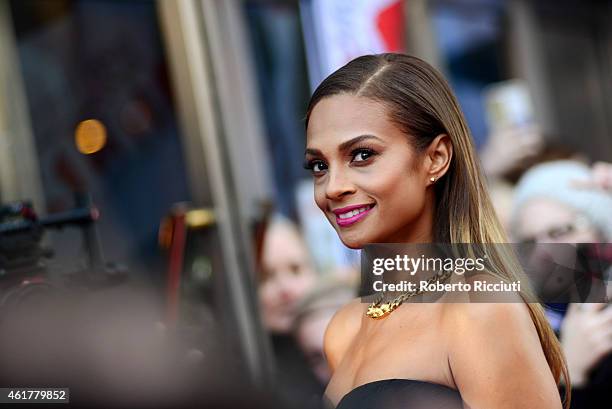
[372,280,521,293]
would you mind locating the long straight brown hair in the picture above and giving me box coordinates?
[305,53,570,407]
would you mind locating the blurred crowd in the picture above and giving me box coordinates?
[482,124,612,409]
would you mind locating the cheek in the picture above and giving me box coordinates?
[565,229,600,243]
[292,271,316,291]
[515,208,535,238]
[370,167,423,214]
[314,182,331,219]
[259,282,278,307]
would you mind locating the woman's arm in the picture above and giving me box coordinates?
[447,303,563,409]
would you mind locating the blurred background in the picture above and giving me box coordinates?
[0,0,610,408]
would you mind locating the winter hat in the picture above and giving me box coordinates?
[512,160,612,241]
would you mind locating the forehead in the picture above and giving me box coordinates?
[307,94,402,145]
[517,198,576,232]
[262,224,308,262]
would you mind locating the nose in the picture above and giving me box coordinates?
[325,167,356,200]
[277,273,300,303]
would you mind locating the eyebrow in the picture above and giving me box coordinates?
[304,134,383,156]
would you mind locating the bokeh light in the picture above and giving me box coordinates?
[75,119,107,154]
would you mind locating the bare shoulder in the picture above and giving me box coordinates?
[323,297,364,372]
[443,302,536,337]
[442,302,562,408]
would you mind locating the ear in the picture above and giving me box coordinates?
[425,134,452,183]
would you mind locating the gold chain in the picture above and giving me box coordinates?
[365,270,453,319]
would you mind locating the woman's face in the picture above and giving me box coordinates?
[305,94,436,248]
[258,223,317,334]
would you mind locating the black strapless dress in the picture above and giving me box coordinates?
[328,379,464,409]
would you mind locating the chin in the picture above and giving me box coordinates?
[328,215,382,249]
[336,230,373,249]
[339,237,364,249]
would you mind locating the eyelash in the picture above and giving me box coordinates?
[350,146,377,163]
[303,146,378,175]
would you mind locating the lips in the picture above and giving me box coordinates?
[332,203,375,227]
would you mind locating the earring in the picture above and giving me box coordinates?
[430,176,436,182]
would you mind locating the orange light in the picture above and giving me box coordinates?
[75,119,107,154]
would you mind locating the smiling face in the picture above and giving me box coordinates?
[305,94,445,248]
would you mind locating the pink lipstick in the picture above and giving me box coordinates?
[332,203,375,227]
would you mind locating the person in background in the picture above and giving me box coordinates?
[293,283,356,385]
[479,122,583,234]
[256,214,323,408]
[511,160,612,409]
[480,124,543,232]
[480,124,544,182]
[258,215,319,333]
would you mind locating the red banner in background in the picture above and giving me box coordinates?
[300,0,405,91]
[377,0,405,52]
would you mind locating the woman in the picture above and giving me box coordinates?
[258,215,318,334]
[256,215,323,408]
[303,54,569,409]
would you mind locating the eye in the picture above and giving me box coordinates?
[548,224,575,239]
[303,159,328,175]
[351,148,376,163]
[288,263,302,275]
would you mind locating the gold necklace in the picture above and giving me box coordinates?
[366,270,453,319]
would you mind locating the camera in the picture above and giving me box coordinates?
[0,197,127,313]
